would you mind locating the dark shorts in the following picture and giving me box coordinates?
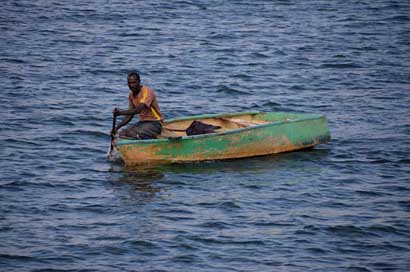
[119,121,162,140]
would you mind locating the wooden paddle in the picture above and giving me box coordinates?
[108,113,117,158]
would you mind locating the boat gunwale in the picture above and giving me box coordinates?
[116,111,327,146]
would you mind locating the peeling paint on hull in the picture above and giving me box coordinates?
[115,111,331,166]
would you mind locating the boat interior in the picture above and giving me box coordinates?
[158,112,300,139]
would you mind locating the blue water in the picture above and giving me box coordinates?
[1,1,410,271]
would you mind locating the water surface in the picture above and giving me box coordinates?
[1,1,410,271]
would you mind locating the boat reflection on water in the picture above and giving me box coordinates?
[109,146,330,191]
[109,162,164,198]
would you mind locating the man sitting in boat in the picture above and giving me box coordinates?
[112,71,164,140]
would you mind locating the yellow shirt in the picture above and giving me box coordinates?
[128,86,164,121]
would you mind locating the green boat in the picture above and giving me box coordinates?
[114,111,331,166]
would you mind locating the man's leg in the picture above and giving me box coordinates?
[119,123,143,139]
[119,121,162,139]
[138,121,162,139]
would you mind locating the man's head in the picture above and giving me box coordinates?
[127,71,141,92]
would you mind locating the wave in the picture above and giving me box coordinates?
[386,15,410,22]
[320,63,363,69]
[215,85,250,95]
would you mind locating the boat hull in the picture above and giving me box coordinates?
[115,111,331,165]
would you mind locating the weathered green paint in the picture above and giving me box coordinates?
[115,111,331,165]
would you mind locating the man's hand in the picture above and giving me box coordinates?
[113,108,121,116]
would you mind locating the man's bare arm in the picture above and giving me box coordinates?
[112,102,145,134]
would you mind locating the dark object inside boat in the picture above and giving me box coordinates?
[186,120,221,136]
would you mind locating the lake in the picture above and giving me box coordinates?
[1,1,409,271]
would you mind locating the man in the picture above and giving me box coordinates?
[112,71,164,139]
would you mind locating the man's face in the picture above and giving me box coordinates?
[128,76,140,92]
